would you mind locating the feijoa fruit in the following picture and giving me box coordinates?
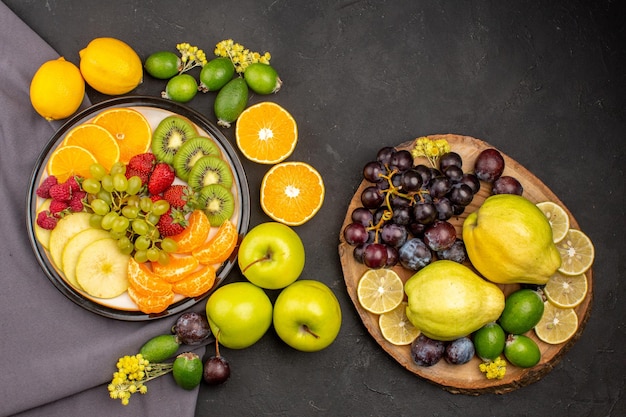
[172,352,203,390]
[139,334,180,363]
[243,63,282,95]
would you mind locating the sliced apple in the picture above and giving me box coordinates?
[76,238,130,299]
[34,199,52,249]
[48,212,92,269]
[61,228,111,290]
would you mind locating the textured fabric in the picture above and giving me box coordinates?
[0,2,203,416]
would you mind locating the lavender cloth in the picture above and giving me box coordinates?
[0,3,204,416]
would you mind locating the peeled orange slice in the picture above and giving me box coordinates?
[172,265,216,298]
[171,210,212,253]
[151,254,199,283]
[192,220,238,265]
[128,285,174,314]
[127,258,172,296]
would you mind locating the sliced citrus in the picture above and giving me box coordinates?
[556,229,595,276]
[151,254,199,283]
[260,161,325,226]
[192,220,238,265]
[544,271,588,308]
[128,285,174,314]
[357,268,404,315]
[536,201,570,243]
[534,302,579,345]
[172,265,216,297]
[61,123,120,171]
[379,301,420,345]
[46,145,97,182]
[171,210,212,253]
[92,107,152,163]
[127,258,172,296]
[235,102,297,164]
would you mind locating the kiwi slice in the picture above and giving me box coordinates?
[151,115,197,164]
[173,137,221,182]
[198,184,235,226]
[188,155,233,191]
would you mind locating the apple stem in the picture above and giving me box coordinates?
[302,325,320,339]
[241,254,271,274]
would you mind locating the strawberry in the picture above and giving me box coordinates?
[128,153,156,175]
[36,211,58,230]
[36,176,58,199]
[49,182,72,201]
[163,184,194,210]
[148,163,176,195]
[156,208,187,237]
[126,166,150,185]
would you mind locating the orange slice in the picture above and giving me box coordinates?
[92,107,152,163]
[127,258,172,296]
[151,254,199,283]
[62,123,120,171]
[46,145,97,182]
[260,161,325,226]
[192,220,238,265]
[128,285,174,314]
[235,102,298,164]
[172,265,216,297]
[170,210,212,253]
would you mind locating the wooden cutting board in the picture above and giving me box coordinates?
[338,134,593,395]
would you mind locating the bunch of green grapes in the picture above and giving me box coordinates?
[82,162,177,264]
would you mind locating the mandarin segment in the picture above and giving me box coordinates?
[172,265,216,298]
[46,145,97,183]
[92,107,152,163]
[128,285,174,314]
[127,258,173,296]
[171,210,211,253]
[191,220,238,265]
[61,123,120,171]
[151,254,199,283]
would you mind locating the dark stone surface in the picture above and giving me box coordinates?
[6,0,624,415]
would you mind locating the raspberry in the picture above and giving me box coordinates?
[66,176,82,193]
[36,176,58,199]
[49,199,69,215]
[36,211,58,230]
[69,191,86,212]
[49,182,72,201]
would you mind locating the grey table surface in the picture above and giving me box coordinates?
[5,1,624,416]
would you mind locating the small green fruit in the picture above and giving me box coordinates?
[199,57,235,91]
[144,51,180,79]
[172,352,203,390]
[214,77,248,128]
[473,322,506,361]
[244,63,282,95]
[499,289,545,334]
[139,334,180,363]
[164,73,198,103]
[504,334,541,368]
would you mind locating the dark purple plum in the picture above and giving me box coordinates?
[474,148,505,183]
[444,337,475,365]
[398,238,432,270]
[492,175,523,195]
[436,239,467,263]
[423,220,456,251]
[173,312,212,346]
[411,334,445,366]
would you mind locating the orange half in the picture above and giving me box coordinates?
[92,107,152,163]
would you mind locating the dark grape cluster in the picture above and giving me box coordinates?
[343,144,481,270]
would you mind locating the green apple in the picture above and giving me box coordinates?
[273,280,342,352]
[205,281,273,349]
[237,222,305,290]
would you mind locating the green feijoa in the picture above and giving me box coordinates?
[145,51,180,79]
[164,73,198,103]
[473,322,506,361]
[499,289,545,334]
[172,352,203,390]
[214,77,248,128]
[243,62,282,95]
[503,334,541,368]
[139,334,180,363]
[199,57,235,92]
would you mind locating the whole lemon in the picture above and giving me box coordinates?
[30,57,85,121]
[79,37,142,95]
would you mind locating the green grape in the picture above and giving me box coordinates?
[101,211,119,230]
[160,237,178,253]
[132,219,149,236]
[147,247,161,262]
[126,176,143,196]
[133,250,148,263]
[118,237,134,255]
[122,205,140,219]
[110,161,126,176]
[112,216,130,233]
[157,251,171,266]
[146,213,161,226]
[134,235,151,251]
[113,173,129,192]
[91,198,110,216]
[109,230,126,240]
[89,163,107,180]
[97,190,112,205]
[152,200,170,216]
[140,197,153,213]
[82,178,101,194]
[89,214,103,229]
[126,195,141,207]
[101,175,114,193]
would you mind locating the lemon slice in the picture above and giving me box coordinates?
[543,271,588,308]
[536,201,570,243]
[357,269,404,314]
[534,302,579,344]
[379,302,420,345]
[556,229,595,276]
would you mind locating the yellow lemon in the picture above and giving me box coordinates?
[30,57,85,121]
[79,37,143,95]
